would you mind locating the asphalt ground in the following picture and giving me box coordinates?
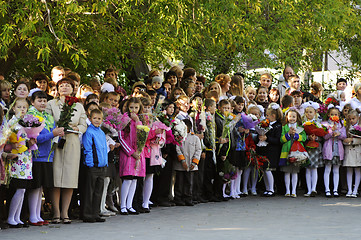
[1,195,361,240]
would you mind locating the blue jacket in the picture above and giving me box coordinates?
[28,107,56,162]
[34,121,56,162]
[82,124,108,168]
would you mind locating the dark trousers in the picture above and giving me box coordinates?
[152,150,174,203]
[133,178,144,210]
[83,167,106,220]
[203,151,216,200]
[174,171,194,203]
[214,156,225,199]
[192,153,205,201]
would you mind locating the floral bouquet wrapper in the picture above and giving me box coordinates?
[241,113,260,130]
[22,123,45,150]
[303,121,328,148]
[349,125,361,138]
[170,118,188,146]
[219,159,237,183]
[255,119,272,147]
[136,125,151,154]
[218,112,241,154]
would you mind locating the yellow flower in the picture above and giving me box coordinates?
[304,121,313,126]
[137,125,150,132]
[11,145,28,154]
[36,116,44,122]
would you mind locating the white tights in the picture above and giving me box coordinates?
[100,177,110,213]
[263,171,274,192]
[284,173,298,195]
[346,167,361,195]
[28,187,44,223]
[324,164,340,193]
[242,167,258,194]
[142,174,154,209]
[305,168,318,194]
[8,189,26,225]
[230,168,243,197]
[120,179,137,210]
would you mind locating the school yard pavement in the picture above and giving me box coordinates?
[1,195,361,240]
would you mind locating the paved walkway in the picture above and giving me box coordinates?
[1,196,361,240]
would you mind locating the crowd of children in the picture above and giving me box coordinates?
[1,65,361,229]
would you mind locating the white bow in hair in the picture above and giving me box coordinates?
[327,103,343,112]
[270,103,280,110]
[248,103,264,114]
[28,88,41,97]
[101,82,115,93]
[301,101,319,110]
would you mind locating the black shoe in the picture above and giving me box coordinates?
[222,197,230,201]
[83,218,96,223]
[137,207,146,214]
[120,208,128,215]
[140,207,150,213]
[174,200,185,206]
[95,218,106,222]
[8,223,22,228]
[185,201,194,206]
[127,208,139,215]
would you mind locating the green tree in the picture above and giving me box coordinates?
[0,0,360,86]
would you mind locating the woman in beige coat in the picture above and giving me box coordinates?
[46,78,87,224]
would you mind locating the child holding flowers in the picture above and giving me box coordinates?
[280,109,308,197]
[27,91,64,226]
[256,103,283,197]
[301,101,326,197]
[141,97,169,212]
[118,97,145,215]
[174,119,202,206]
[6,98,36,227]
[322,105,346,197]
[241,104,262,196]
[230,96,247,198]
[343,110,361,197]
[215,99,233,200]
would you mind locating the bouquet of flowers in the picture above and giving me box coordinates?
[240,113,260,129]
[136,125,151,154]
[255,119,272,147]
[218,111,241,154]
[57,96,79,130]
[54,96,79,149]
[219,159,237,183]
[318,104,328,120]
[8,131,27,154]
[246,148,269,179]
[349,125,361,138]
[205,112,216,151]
[152,95,173,127]
[18,114,45,150]
[190,99,206,134]
[287,126,309,167]
[169,118,188,146]
[303,120,328,148]
[325,97,339,106]
[102,108,130,135]
[330,115,340,123]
